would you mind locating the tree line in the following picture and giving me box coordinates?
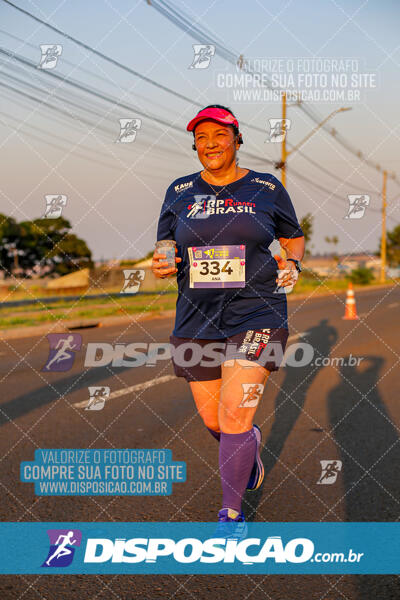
[0,212,398,279]
[300,213,400,266]
[0,214,92,278]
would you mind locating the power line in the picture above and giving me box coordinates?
[149,0,399,185]
[0,69,118,135]
[0,46,188,133]
[0,95,190,188]
[0,89,177,176]
[0,46,273,166]
[293,147,381,195]
[288,166,398,223]
[2,1,357,181]
[3,0,397,189]
[0,64,190,161]
[0,4,279,160]
[0,27,178,116]
[2,0,395,197]
[1,0,201,106]
[3,0,397,271]
[288,166,346,204]
[0,109,124,172]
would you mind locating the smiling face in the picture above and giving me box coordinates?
[194,119,239,174]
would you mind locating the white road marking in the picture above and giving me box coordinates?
[288,332,307,341]
[73,374,177,408]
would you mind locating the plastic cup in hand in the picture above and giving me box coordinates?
[155,240,177,269]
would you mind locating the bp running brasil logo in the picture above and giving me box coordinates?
[42,529,82,567]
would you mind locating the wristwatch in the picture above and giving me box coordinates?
[286,258,302,273]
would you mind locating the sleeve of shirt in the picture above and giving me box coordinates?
[273,183,304,239]
[156,183,177,241]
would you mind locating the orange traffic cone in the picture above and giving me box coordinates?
[343,282,359,320]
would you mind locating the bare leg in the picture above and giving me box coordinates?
[189,379,221,432]
[219,360,270,433]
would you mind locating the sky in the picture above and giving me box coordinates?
[0,0,399,260]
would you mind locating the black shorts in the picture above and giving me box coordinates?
[169,328,289,382]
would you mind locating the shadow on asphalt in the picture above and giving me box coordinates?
[0,363,141,426]
[327,355,400,600]
[247,336,399,600]
[245,318,338,518]
[328,355,399,520]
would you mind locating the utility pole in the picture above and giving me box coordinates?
[13,247,19,272]
[380,170,387,283]
[281,92,287,188]
[277,96,351,189]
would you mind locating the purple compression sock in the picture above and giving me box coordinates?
[219,429,256,512]
[207,427,221,442]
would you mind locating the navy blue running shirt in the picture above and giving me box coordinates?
[156,169,303,339]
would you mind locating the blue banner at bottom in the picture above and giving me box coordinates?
[0,522,398,574]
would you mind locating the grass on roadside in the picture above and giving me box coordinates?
[0,293,178,329]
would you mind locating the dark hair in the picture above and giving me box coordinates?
[193,104,240,137]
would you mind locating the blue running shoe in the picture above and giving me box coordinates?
[246,424,265,491]
[214,508,248,541]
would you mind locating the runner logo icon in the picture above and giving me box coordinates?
[239,383,265,407]
[37,44,62,70]
[120,269,145,294]
[86,386,110,411]
[42,529,82,567]
[116,119,141,143]
[317,460,342,485]
[42,333,82,372]
[267,118,291,143]
[345,195,370,219]
[189,45,215,69]
[187,195,213,219]
[43,194,67,219]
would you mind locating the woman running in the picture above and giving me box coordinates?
[152,105,305,535]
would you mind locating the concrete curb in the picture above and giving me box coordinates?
[0,310,176,341]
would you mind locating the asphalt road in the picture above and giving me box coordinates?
[0,285,399,599]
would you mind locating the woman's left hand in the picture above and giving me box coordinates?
[274,254,299,289]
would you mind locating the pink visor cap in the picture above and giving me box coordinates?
[186,107,239,132]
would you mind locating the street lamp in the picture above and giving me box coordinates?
[276,96,352,187]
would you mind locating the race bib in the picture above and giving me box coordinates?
[188,245,245,288]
